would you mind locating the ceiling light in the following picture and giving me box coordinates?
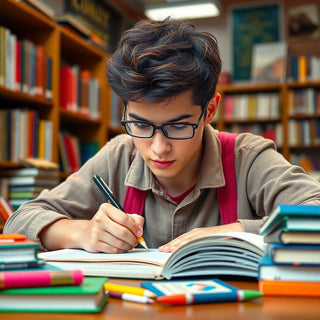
[145,1,220,20]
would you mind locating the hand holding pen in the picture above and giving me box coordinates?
[93,174,148,250]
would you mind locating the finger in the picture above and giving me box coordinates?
[101,203,143,238]
[96,204,139,249]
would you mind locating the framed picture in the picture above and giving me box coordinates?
[288,4,320,41]
[251,41,287,83]
[231,3,281,83]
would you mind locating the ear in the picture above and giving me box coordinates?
[204,93,220,124]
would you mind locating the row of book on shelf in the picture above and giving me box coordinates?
[0,233,107,313]
[225,123,282,147]
[58,132,100,174]
[223,92,280,121]
[59,64,101,119]
[225,117,320,150]
[0,109,52,163]
[288,87,320,116]
[288,118,320,147]
[0,25,52,100]
[258,204,320,297]
[287,54,320,83]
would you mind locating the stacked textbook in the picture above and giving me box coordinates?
[0,233,107,313]
[258,204,320,297]
[0,167,60,210]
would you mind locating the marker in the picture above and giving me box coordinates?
[0,269,84,289]
[104,283,156,298]
[156,290,263,305]
[107,291,154,304]
[93,174,148,250]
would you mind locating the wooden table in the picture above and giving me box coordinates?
[1,278,319,319]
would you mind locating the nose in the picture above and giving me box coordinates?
[151,129,171,156]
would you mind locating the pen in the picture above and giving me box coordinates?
[93,174,148,250]
[156,290,263,305]
[107,291,154,304]
[104,282,156,298]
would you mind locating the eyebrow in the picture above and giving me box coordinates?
[127,112,194,123]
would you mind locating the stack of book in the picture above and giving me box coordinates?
[0,233,107,313]
[258,204,320,297]
[0,167,60,210]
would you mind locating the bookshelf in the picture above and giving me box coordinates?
[217,79,320,173]
[0,0,118,174]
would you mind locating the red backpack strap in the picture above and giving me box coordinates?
[123,185,146,215]
[123,155,147,215]
[216,131,238,224]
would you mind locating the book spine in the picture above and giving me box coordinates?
[0,269,84,289]
[259,280,320,297]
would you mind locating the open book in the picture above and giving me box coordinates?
[39,232,266,280]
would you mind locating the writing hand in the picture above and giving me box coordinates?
[81,203,145,253]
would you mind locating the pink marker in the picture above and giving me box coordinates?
[0,269,84,289]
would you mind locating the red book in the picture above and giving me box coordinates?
[15,40,21,92]
[59,65,72,110]
[0,196,14,222]
[224,95,234,121]
[35,45,44,97]
[63,134,79,173]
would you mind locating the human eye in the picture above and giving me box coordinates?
[133,122,152,131]
[169,123,189,131]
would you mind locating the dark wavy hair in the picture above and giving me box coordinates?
[107,18,221,108]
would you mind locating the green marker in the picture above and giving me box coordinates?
[238,290,264,301]
[156,289,263,305]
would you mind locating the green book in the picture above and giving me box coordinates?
[0,276,108,313]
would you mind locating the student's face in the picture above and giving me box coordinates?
[125,91,219,187]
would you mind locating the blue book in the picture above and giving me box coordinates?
[260,204,320,236]
[141,278,237,297]
[267,243,320,265]
[258,254,320,281]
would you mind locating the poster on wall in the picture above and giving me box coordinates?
[288,3,320,41]
[231,3,281,83]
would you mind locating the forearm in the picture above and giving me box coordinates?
[39,218,90,251]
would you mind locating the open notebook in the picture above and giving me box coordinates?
[39,232,266,280]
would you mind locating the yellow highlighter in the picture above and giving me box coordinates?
[93,174,148,250]
[104,282,156,298]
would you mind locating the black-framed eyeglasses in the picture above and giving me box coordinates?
[121,101,209,140]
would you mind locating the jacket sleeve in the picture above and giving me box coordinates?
[235,133,320,233]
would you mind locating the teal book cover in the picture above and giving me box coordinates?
[0,276,108,313]
[260,204,320,235]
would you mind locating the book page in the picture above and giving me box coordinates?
[39,248,171,267]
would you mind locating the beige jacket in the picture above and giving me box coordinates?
[4,126,320,248]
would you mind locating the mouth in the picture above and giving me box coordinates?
[151,159,175,169]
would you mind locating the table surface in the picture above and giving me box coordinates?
[1,277,320,319]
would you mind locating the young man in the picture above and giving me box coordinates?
[4,19,320,253]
